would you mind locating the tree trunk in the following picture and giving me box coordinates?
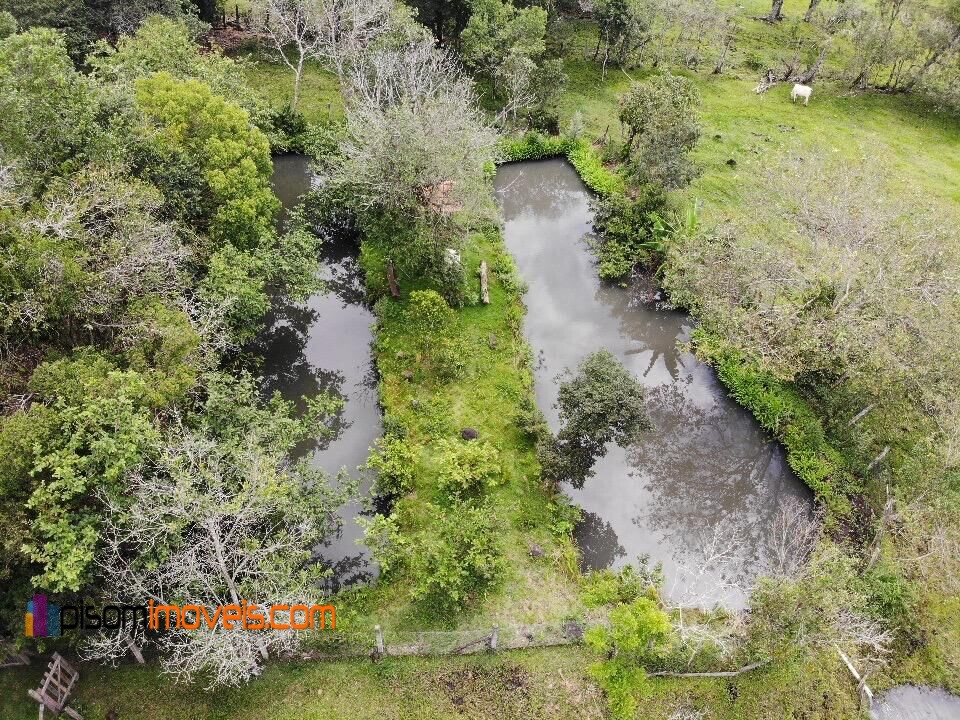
[767,0,786,22]
[796,45,829,84]
[804,0,822,22]
[902,30,960,91]
[291,57,305,112]
[126,636,145,665]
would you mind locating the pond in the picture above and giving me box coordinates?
[871,686,960,720]
[495,159,813,606]
[250,154,381,591]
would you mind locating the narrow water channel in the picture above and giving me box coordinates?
[250,154,381,591]
[495,159,813,606]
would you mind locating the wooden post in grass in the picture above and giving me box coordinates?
[480,261,490,305]
[375,625,385,655]
[489,625,499,651]
[235,4,240,24]
[387,262,401,298]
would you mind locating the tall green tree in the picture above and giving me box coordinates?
[542,350,651,487]
[618,73,701,188]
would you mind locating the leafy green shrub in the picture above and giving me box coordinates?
[435,438,502,496]
[543,350,651,487]
[360,511,407,577]
[585,598,672,719]
[411,502,505,612]
[262,104,309,152]
[0,11,16,39]
[516,394,550,443]
[546,495,583,538]
[744,51,766,71]
[499,133,625,197]
[862,560,919,637]
[365,435,420,497]
[558,350,651,447]
[590,185,669,281]
[581,561,663,609]
[568,139,626,196]
[499,130,574,161]
[618,73,701,189]
[405,289,459,373]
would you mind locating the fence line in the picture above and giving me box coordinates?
[297,619,589,661]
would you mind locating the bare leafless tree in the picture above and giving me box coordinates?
[250,0,392,110]
[764,497,824,579]
[663,152,960,466]
[333,37,499,224]
[86,416,345,686]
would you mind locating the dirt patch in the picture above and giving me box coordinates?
[436,664,533,717]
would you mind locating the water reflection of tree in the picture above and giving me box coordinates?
[574,510,627,571]
[627,379,803,585]
[594,278,693,383]
[315,550,375,593]
[245,297,349,458]
[495,163,591,221]
[320,234,369,308]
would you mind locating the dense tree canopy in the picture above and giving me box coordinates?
[0,21,333,658]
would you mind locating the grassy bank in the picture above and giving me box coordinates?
[348,222,584,631]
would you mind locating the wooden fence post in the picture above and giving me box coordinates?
[375,625,385,655]
[387,262,401,298]
[480,261,490,305]
[489,625,499,651]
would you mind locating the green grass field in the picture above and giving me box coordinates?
[234,47,345,124]
[558,20,960,218]
[1,645,868,720]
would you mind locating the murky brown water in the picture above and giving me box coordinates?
[872,685,960,720]
[495,159,812,606]
[251,154,381,590]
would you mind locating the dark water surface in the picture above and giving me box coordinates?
[495,159,812,606]
[253,154,381,590]
[872,686,960,720]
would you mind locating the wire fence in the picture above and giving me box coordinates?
[297,619,589,661]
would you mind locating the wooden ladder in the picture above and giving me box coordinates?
[27,652,82,720]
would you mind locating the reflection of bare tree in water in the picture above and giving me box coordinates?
[594,276,694,382]
[574,510,627,571]
[627,378,803,593]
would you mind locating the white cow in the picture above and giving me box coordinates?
[791,83,812,106]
